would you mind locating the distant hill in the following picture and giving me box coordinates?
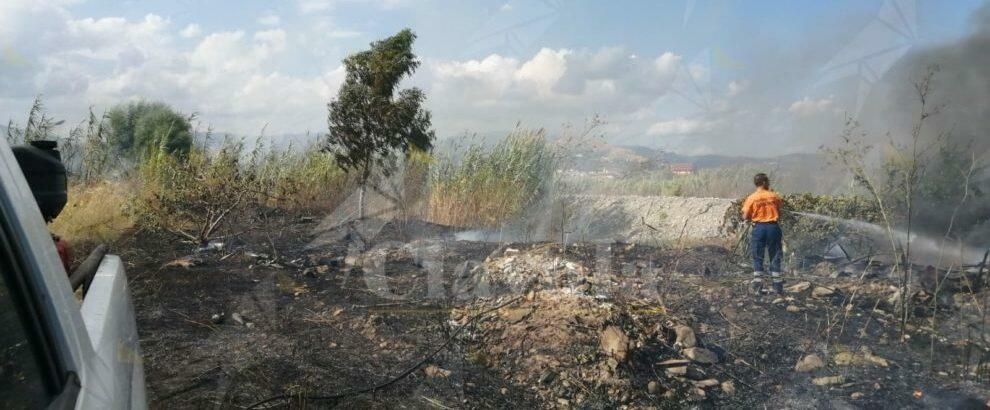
[619,144,822,168]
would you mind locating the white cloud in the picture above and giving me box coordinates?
[297,0,408,14]
[646,118,715,136]
[425,47,689,139]
[180,23,201,38]
[298,0,333,13]
[0,2,346,136]
[654,52,681,76]
[727,80,748,97]
[257,13,281,26]
[514,48,570,96]
[327,29,362,38]
[500,3,513,12]
[788,96,836,116]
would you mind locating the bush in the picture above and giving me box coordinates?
[426,129,557,227]
[251,144,353,212]
[50,182,134,245]
[132,142,251,244]
[131,137,355,243]
[107,101,193,158]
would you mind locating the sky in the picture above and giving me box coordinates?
[1,0,986,156]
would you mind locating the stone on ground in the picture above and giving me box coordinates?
[795,354,824,372]
[683,347,718,364]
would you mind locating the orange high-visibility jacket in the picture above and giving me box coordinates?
[742,187,782,222]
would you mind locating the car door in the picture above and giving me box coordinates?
[0,169,81,408]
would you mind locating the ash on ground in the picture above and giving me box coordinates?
[124,215,990,409]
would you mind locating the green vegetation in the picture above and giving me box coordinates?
[107,101,193,158]
[5,97,64,144]
[132,137,351,245]
[325,28,434,217]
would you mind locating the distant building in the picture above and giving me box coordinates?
[670,163,694,175]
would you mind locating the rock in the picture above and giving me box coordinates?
[231,312,245,325]
[424,365,452,378]
[694,379,719,388]
[786,281,812,293]
[861,348,889,367]
[556,398,569,407]
[600,326,630,361]
[771,298,786,305]
[851,392,864,399]
[834,351,857,365]
[834,348,890,367]
[665,366,688,377]
[673,325,697,348]
[812,375,845,386]
[721,380,736,395]
[606,357,619,370]
[812,286,837,298]
[795,354,825,372]
[786,305,803,313]
[647,381,659,394]
[683,347,718,364]
[210,313,224,324]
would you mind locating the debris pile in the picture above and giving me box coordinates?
[455,288,738,407]
[457,290,631,405]
[484,244,599,295]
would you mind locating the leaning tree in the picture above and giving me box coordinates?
[325,28,435,218]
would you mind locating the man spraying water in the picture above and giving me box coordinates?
[742,173,784,294]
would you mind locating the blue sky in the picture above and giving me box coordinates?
[1,0,986,155]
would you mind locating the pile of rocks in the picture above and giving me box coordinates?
[456,290,629,405]
[456,289,735,407]
[484,244,605,295]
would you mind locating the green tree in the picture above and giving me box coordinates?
[324,28,435,217]
[107,101,193,157]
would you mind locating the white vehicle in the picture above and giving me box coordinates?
[0,138,145,409]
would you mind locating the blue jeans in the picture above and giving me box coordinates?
[751,222,782,272]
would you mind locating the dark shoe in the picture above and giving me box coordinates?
[771,279,784,294]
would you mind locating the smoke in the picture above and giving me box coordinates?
[861,2,990,246]
[869,2,990,153]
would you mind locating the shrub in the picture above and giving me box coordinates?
[426,129,557,227]
[132,141,251,244]
[49,182,134,245]
[107,101,193,158]
[251,144,353,212]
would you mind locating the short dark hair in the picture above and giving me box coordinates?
[754,173,770,188]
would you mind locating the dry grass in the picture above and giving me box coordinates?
[425,129,557,228]
[50,182,135,245]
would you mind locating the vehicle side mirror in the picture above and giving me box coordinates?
[12,140,67,222]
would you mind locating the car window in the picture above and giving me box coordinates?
[0,269,49,408]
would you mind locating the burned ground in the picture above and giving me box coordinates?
[119,211,990,409]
